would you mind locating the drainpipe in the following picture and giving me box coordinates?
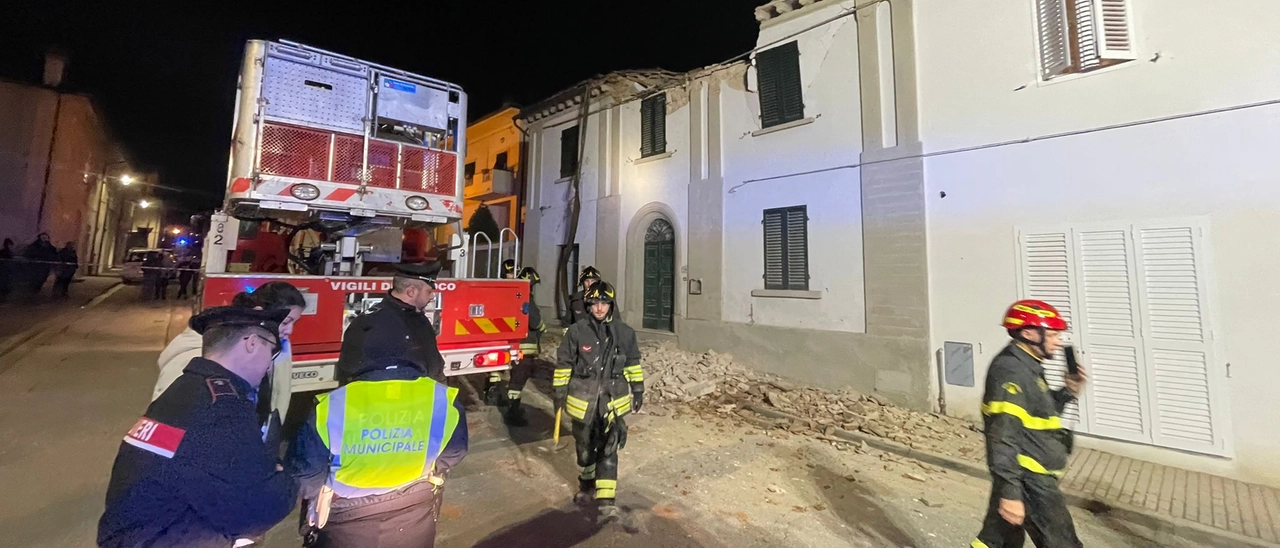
[512,116,530,242]
[36,93,64,234]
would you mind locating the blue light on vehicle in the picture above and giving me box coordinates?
[244,285,257,293]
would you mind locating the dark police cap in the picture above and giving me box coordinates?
[393,261,442,287]
[189,306,290,336]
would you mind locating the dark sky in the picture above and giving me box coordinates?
[2,0,766,214]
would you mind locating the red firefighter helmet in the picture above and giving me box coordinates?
[1002,300,1067,331]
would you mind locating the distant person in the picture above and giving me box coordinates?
[0,238,13,301]
[153,253,174,300]
[98,306,298,548]
[24,232,57,296]
[52,242,78,298]
[176,255,199,299]
[140,253,160,301]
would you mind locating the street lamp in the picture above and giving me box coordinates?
[139,199,151,209]
[120,174,134,185]
[171,227,182,235]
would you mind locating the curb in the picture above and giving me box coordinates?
[0,282,123,375]
[743,404,1273,548]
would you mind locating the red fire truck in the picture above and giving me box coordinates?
[200,39,527,396]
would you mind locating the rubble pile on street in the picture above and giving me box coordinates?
[539,333,984,463]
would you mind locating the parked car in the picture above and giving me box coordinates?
[121,248,173,284]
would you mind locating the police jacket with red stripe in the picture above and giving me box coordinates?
[982,343,1077,502]
[98,357,297,548]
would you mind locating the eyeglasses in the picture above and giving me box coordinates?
[246,333,283,360]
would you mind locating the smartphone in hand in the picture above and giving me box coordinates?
[1064,345,1080,377]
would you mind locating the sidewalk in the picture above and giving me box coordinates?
[1063,447,1280,546]
[0,276,122,353]
[746,404,1280,547]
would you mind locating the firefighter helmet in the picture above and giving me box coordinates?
[584,281,616,304]
[578,266,602,286]
[1002,300,1067,331]
[517,266,541,284]
[501,259,516,277]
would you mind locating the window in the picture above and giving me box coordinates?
[640,93,667,158]
[494,151,509,171]
[756,41,805,128]
[559,126,579,178]
[762,205,809,291]
[1036,0,1136,79]
[464,162,476,187]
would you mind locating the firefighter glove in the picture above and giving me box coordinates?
[554,387,568,409]
[631,390,644,413]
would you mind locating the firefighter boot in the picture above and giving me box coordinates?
[483,373,505,406]
[573,478,595,506]
[597,499,621,524]
[503,396,529,427]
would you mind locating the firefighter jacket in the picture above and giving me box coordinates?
[337,294,445,384]
[520,295,546,357]
[555,317,644,422]
[982,343,1077,502]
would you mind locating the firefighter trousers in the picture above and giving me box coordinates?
[973,473,1082,548]
[572,414,622,500]
[506,358,534,401]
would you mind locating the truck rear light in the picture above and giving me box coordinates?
[405,196,429,210]
[474,350,512,367]
[290,183,320,200]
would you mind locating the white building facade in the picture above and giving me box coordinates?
[520,0,1280,486]
[920,0,1280,486]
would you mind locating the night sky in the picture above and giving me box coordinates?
[3,0,767,215]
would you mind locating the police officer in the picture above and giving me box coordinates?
[566,266,601,326]
[503,266,546,426]
[554,281,644,522]
[972,300,1088,548]
[291,330,469,547]
[336,262,445,384]
[98,307,297,548]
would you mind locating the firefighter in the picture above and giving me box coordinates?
[554,281,644,522]
[566,266,602,326]
[484,259,523,404]
[972,300,1088,548]
[98,307,296,548]
[336,262,445,384]
[291,329,469,548]
[503,266,546,426]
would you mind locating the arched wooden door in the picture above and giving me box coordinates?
[642,218,675,331]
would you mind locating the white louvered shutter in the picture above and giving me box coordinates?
[1018,230,1085,427]
[785,208,809,291]
[1092,0,1138,60]
[1073,228,1150,442]
[1133,222,1224,455]
[1036,0,1072,78]
[1073,0,1101,70]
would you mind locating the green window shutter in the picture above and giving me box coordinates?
[560,126,579,178]
[757,41,804,128]
[641,94,666,158]
[762,205,809,290]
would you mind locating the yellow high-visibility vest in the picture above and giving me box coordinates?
[315,376,459,498]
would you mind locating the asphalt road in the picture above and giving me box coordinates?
[0,290,1169,547]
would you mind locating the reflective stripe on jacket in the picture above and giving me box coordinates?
[315,376,460,498]
[981,343,1076,501]
[555,318,643,421]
